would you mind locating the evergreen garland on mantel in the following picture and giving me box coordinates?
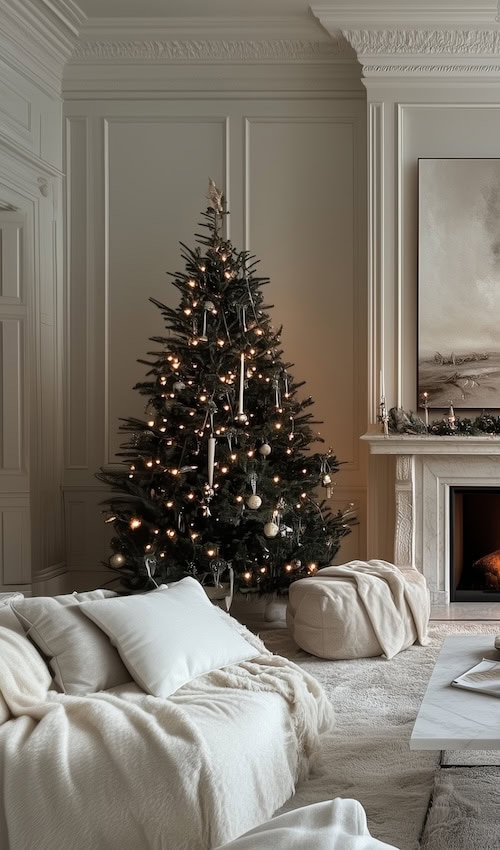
[387,407,500,437]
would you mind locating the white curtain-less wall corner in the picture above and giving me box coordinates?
[62,71,368,588]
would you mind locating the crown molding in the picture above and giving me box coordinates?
[63,58,364,97]
[341,27,500,78]
[312,2,500,78]
[70,37,351,63]
[0,0,85,94]
[343,27,500,57]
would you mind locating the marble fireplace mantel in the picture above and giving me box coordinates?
[361,434,500,604]
[361,434,500,456]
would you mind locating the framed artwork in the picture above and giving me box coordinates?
[418,157,500,409]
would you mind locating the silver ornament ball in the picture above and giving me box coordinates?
[109,553,126,569]
[246,494,262,510]
[173,381,185,391]
[259,443,271,456]
[263,521,279,538]
[235,412,248,425]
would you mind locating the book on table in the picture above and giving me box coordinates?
[451,658,500,697]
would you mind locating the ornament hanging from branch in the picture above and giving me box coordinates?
[246,472,261,510]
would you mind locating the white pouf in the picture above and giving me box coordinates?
[286,560,430,660]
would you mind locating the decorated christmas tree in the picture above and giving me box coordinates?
[97,182,355,594]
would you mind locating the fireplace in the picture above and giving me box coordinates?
[361,434,500,605]
[450,487,500,602]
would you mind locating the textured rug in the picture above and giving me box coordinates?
[260,621,500,850]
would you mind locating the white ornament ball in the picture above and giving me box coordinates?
[246,494,262,510]
[259,443,272,456]
[203,300,215,312]
[173,381,185,391]
[109,553,126,569]
[235,412,248,425]
[263,521,279,538]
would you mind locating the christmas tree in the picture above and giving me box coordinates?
[97,181,355,594]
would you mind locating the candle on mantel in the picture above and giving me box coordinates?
[422,392,429,428]
[238,352,245,415]
[380,368,385,402]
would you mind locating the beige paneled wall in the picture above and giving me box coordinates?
[63,88,368,587]
[0,0,82,595]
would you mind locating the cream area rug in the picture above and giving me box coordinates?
[260,622,500,850]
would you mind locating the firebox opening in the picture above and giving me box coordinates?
[450,487,500,602]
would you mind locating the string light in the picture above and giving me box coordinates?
[129,518,141,530]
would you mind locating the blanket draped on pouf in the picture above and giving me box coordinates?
[287,560,431,660]
[0,623,334,850]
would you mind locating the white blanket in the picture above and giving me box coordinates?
[0,622,334,850]
[318,560,430,659]
[216,799,400,850]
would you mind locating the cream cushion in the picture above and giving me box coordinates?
[80,577,258,698]
[287,577,384,660]
[0,594,25,636]
[0,595,26,723]
[11,590,131,695]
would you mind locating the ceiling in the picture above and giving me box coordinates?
[77,0,317,19]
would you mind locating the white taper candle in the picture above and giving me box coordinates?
[208,436,216,488]
[238,352,245,414]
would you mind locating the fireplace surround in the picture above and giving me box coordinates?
[361,435,500,605]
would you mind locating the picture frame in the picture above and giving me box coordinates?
[418,157,500,409]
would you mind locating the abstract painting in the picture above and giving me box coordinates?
[418,158,500,409]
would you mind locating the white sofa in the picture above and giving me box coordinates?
[0,581,335,849]
[0,582,398,850]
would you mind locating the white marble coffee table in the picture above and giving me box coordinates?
[411,635,500,751]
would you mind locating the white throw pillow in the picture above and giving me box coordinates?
[80,577,258,698]
[11,589,131,695]
[0,593,25,636]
